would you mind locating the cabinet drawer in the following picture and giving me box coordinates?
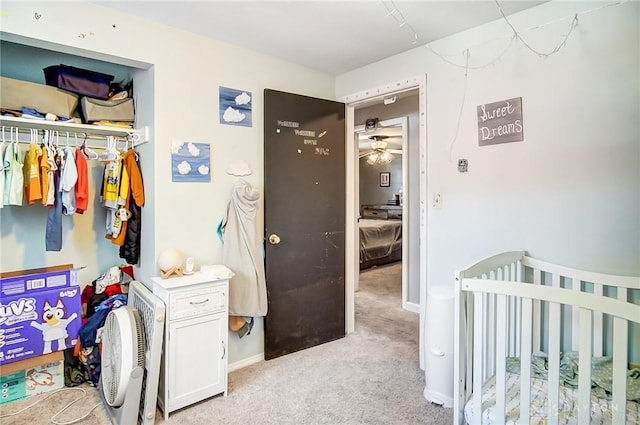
[388,209,402,220]
[169,286,226,320]
[362,208,388,219]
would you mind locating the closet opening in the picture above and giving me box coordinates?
[0,34,156,283]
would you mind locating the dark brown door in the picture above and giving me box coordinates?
[264,89,345,360]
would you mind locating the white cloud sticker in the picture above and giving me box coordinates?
[177,161,192,175]
[226,160,252,176]
[235,92,251,105]
[223,106,246,123]
[171,140,184,154]
[187,142,200,157]
[198,164,210,175]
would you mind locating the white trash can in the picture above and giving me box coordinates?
[423,285,454,407]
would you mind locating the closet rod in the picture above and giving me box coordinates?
[0,115,149,145]
[2,128,147,151]
[7,135,139,152]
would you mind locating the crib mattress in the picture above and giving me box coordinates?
[464,372,640,425]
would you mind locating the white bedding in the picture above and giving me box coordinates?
[464,372,640,425]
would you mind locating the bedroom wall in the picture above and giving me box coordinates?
[0,1,335,366]
[359,157,402,206]
[337,0,640,361]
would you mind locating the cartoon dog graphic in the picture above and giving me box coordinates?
[30,299,78,354]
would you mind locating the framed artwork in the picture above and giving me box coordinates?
[171,141,211,182]
[477,97,523,146]
[380,172,390,187]
[219,86,252,127]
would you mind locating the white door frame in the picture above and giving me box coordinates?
[354,117,410,309]
[341,75,428,369]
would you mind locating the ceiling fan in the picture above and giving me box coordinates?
[359,135,402,165]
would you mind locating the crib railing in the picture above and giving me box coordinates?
[454,251,640,425]
[454,251,526,425]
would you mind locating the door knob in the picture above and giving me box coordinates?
[268,234,281,245]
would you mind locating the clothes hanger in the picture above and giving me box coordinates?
[9,127,19,158]
[127,135,140,161]
[32,129,43,155]
[98,136,119,161]
[2,126,9,155]
[11,127,18,148]
[45,129,52,149]
[117,137,127,155]
[80,133,99,160]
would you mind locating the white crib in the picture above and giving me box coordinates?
[453,251,640,425]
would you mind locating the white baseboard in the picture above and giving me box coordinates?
[403,301,420,314]
[228,353,264,372]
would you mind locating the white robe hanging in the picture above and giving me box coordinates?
[220,180,267,316]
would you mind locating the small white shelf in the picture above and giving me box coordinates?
[0,115,148,143]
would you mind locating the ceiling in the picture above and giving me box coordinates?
[357,122,403,153]
[94,1,546,76]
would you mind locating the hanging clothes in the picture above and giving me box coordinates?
[23,143,42,205]
[0,141,6,209]
[46,172,63,251]
[101,159,122,209]
[219,180,267,317]
[40,145,50,206]
[3,141,23,206]
[101,157,129,239]
[74,147,89,214]
[44,144,57,207]
[109,149,144,265]
[60,146,78,215]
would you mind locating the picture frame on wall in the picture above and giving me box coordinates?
[380,172,390,187]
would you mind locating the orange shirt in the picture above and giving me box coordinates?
[24,144,42,205]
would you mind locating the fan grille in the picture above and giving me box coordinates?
[101,307,145,407]
[127,281,166,425]
[129,289,155,414]
[102,312,121,405]
[133,310,145,366]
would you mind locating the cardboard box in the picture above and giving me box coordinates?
[0,352,64,404]
[0,268,81,365]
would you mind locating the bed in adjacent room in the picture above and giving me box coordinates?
[359,205,402,270]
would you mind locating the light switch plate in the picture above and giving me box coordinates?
[433,194,442,209]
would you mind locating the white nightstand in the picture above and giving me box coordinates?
[151,270,231,419]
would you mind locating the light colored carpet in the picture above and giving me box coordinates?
[0,262,452,425]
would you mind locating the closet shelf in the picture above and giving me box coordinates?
[0,115,149,144]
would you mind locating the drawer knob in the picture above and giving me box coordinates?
[268,234,281,245]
